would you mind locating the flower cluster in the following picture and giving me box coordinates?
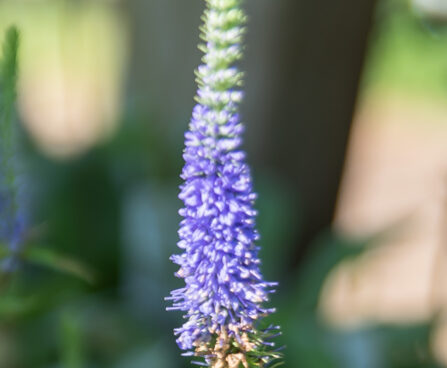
[167,1,281,367]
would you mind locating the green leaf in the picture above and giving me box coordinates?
[24,246,96,284]
[268,362,285,368]
[60,311,85,368]
[0,295,37,317]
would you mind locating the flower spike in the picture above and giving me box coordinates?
[0,26,26,273]
[167,1,282,367]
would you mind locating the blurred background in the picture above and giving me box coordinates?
[1,0,447,366]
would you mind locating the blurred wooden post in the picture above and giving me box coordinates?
[249,0,377,270]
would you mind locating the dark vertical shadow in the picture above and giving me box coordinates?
[254,0,378,271]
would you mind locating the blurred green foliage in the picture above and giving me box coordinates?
[364,0,447,98]
[0,26,18,128]
[0,26,18,204]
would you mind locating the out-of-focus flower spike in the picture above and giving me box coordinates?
[0,26,26,273]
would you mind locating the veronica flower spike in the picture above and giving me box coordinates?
[166,1,282,367]
[0,26,26,274]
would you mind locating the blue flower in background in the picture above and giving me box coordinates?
[167,1,282,366]
[0,26,25,272]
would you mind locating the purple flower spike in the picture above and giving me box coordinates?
[0,26,26,273]
[167,1,282,367]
